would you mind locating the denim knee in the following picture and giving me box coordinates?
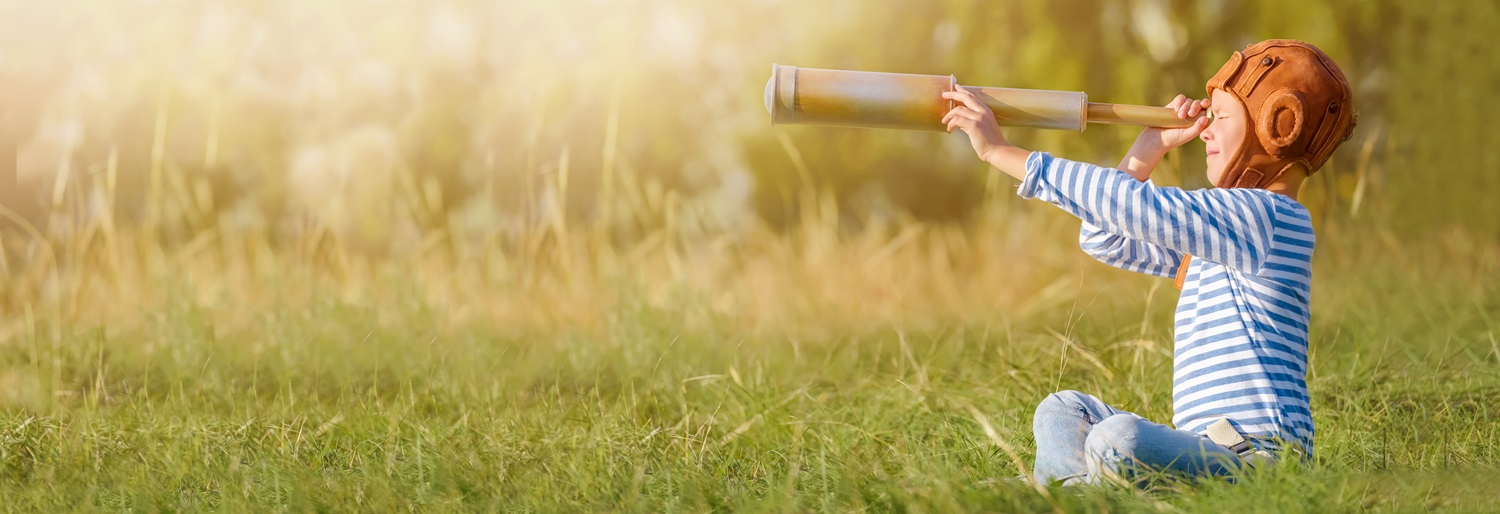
[1033,390,1091,425]
[1084,413,1143,464]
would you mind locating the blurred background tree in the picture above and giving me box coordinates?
[1,0,1494,252]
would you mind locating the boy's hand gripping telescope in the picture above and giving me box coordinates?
[765,64,1200,132]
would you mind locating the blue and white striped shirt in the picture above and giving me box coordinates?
[1017,152,1315,453]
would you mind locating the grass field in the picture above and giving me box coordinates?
[1,210,1496,512]
[4,1,1499,511]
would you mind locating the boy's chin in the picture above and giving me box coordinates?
[1205,166,1225,186]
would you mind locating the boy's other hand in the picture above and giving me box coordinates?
[942,87,1011,163]
[1143,95,1211,152]
[1117,95,1209,181]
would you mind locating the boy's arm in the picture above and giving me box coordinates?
[1018,153,1277,275]
[945,89,1273,274]
[944,89,1209,184]
[1078,222,1185,278]
[1074,124,1205,278]
[1116,130,1173,181]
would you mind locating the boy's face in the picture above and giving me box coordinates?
[1199,89,1247,186]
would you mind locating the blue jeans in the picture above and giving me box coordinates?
[1031,390,1242,486]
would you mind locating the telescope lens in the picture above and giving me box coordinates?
[764,75,775,117]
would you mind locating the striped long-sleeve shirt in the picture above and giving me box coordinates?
[1017,152,1315,453]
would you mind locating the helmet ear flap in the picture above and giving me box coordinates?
[1257,88,1308,157]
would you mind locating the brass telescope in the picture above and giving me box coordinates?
[765,64,1199,132]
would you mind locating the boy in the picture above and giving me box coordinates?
[941,40,1357,485]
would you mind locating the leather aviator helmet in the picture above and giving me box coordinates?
[1205,39,1357,189]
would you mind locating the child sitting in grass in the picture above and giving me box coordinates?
[942,39,1358,485]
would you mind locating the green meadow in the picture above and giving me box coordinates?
[2,0,1496,511]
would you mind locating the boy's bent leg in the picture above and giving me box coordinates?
[1032,391,1126,485]
[1083,414,1241,485]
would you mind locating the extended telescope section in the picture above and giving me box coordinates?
[765,64,1200,132]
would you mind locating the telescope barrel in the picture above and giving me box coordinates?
[765,65,1198,132]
